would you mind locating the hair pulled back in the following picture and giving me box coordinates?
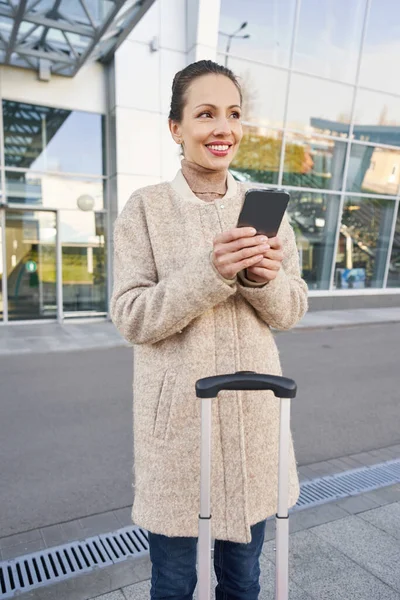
[168,60,242,123]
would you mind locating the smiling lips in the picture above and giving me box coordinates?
[206,142,232,157]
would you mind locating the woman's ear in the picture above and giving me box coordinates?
[169,119,183,145]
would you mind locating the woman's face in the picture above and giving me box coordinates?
[169,74,243,171]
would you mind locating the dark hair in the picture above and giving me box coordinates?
[168,60,242,122]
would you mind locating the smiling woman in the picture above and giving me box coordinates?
[110,59,308,600]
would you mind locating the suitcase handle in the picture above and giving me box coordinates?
[195,371,297,399]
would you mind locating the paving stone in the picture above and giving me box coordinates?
[305,461,339,477]
[368,448,399,462]
[288,503,349,534]
[122,579,151,600]
[300,564,400,600]
[93,592,125,600]
[79,512,120,537]
[359,502,400,541]
[0,528,43,549]
[361,484,400,507]
[41,523,69,547]
[335,495,381,515]
[298,466,318,481]
[108,555,150,591]
[336,456,365,469]
[60,519,86,541]
[312,515,400,592]
[326,458,355,472]
[1,538,46,560]
[349,452,381,466]
[113,507,133,528]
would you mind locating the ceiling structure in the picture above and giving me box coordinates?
[0,0,155,78]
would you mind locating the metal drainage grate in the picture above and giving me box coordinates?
[294,458,400,511]
[0,525,149,599]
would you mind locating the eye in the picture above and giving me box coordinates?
[230,111,241,119]
[198,111,212,118]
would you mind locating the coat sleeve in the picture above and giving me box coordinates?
[110,195,236,345]
[236,215,308,330]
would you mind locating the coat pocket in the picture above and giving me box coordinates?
[153,370,177,441]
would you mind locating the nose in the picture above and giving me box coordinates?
[213,116,231,136]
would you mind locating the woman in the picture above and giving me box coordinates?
[111,60,308,600]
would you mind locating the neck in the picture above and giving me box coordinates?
[181,158,228,201]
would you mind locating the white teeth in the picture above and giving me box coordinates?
[207,145,230,151]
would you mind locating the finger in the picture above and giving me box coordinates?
[215,243,269,268]
[215,227,256,244]
[215,237,269,259]
[267,236,282,249]
[249,258,281,271]
[247,266,278,281]
[263,247,284,263]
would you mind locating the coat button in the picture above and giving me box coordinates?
[220,204,224,209]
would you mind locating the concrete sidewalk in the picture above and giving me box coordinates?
[1,447,399,599]
[87,491,400,600]
[1,306,400,355]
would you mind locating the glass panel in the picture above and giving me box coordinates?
[286,73,354,136]
[6,172,104,210]
[230,125,281,184]
[294,0,365,84]
[217,54,288,127]
[5,210,57,321]
[218,0,296,68]
[387,204,400,287]
[0,216,3,321]
[60,211,107,314]
[353,89,400,147]
[346,144,400,196]
[334,196,396,289]
[282,134,346,190]
[59,0,114,25]
[287,191,340,289]
[3,100,104,175]
[359,0,400,95]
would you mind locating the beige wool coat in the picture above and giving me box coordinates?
[110,170,308,543]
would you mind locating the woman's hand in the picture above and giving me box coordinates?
[245,236,284,284]
[212,227,270,280]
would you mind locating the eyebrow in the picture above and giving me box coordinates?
[194,104,241,110]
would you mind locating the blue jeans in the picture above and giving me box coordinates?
[148,519,267,600]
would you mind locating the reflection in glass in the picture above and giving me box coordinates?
[60,211,107,314]
[230,126,281,184]
[3,100,104,175]
[6,172,104,210]
[217,54,288,127]
[294,0,365,84]
[282,135,346,190]
[334,196,396,288]
[346,144,400,196]
[353,89,400,147]
[218,0,296,68]
[387,205,400,288]
[287,191,340,289]
[0,220,2,320]
[359,0,400,95]
[5,210,57,321]
[286,74,353,136]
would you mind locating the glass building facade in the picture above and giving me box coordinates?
[219,0,400,291]
[0,101,107,321]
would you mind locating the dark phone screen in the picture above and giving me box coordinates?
[237,189,290,238]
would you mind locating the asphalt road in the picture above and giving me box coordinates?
[1,323,399,538]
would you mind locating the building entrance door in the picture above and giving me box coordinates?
[5,209,58,321]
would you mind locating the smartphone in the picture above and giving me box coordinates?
[237,188,290,238]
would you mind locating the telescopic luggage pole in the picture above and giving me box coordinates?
[195,371,297,600]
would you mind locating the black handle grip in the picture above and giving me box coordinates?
[195,371,297,399]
